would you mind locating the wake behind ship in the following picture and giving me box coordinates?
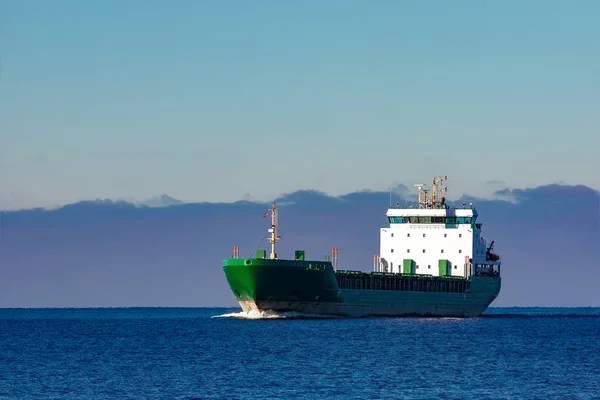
[222,176,502,318]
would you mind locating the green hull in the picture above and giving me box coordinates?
[223,258,501,318]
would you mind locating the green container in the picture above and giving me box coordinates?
[256,250,267,259]
[438,259,449,276]
[403,259,414,274]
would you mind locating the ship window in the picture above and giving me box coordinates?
[391,233,394,237]
[454,265,457,269]
[391,249,394,253]
[459,250,462,253]
[389,217,407,223]
[407,249,410,253]
[428,265,431,269]
[459,234,462,238]
[444,233,447,238]
[423,233,426,237]
[407,233,410,237]
[446,217,456,224]
[422,249,426,253]
[441,249,444,253]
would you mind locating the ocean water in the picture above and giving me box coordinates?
[1,307,598,400]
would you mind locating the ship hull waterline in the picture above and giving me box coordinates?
[223,258,501,318]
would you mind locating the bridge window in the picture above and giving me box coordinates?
[388,216,412,223]
[422,249,426,253]
[423,233,426,237]
[391,249,394,253]
[388,216,477,225]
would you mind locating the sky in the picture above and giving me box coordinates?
[1,0,599,210]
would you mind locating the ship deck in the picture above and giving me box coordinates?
[335,270,473,294]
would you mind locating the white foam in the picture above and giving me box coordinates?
[211,309,340,320]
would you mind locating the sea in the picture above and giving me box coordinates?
[0,307,598,400]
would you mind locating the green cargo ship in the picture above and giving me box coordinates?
[223,176,501,318]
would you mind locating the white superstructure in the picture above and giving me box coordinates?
[376,176,501,278]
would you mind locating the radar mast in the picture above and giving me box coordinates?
[432,176,448,208]
[267,203,281,259]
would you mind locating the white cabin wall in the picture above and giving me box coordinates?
[471,228,488,264]
[380,224,474,277]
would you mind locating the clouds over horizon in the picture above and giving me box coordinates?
[2,182,598,212]
[1,182,598,309]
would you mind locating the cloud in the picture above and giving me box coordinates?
[138,194,185,208]
[1,184,598,308]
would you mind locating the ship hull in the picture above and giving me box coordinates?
[223,258,501,318]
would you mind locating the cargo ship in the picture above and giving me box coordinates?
[222,176,502,318]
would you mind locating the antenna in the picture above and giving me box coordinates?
[267,202,281,259]
[414,184,424,208]
[432,175,448,208]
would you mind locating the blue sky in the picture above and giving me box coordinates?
[1,0,599,210]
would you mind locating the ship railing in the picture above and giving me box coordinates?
[474,263,501,278]
[390,204,475,210]
[336,270,367,275]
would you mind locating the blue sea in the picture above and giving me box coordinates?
[1,307,598,400]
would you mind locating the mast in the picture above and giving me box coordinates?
[267,202,281,259]
[414,184,424,208]
[432,175,448,208]
[415,176,448,208]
